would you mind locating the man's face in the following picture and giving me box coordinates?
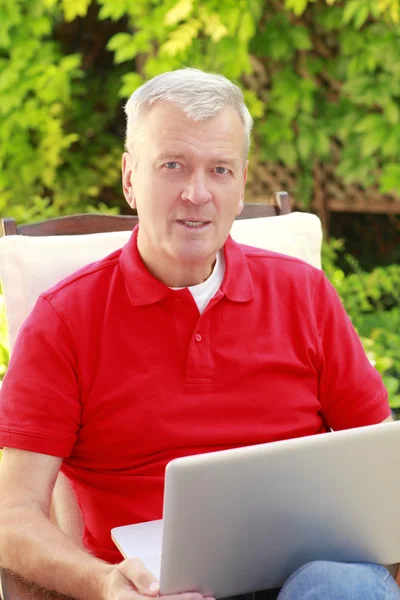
[122,103,248,285]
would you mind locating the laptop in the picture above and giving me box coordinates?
[112,420,400,598]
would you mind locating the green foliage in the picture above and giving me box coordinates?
[0,0,123,222]
[2,0,400,212]
[251,0,400,203]
[322,240,400,414]
[286,0,400,22]
[102,0,261,91]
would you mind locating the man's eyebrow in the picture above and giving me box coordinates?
[213,157,241,169]
[153,153,241,169]
[154,152,186,163]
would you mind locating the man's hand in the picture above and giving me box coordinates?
[102,558,215,600]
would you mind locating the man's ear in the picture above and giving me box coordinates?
[237,160,249,216]
[122,152,136,209]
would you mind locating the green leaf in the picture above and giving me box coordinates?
[290,26,312,50]
[164,0,193,26]
[238,13,255,44]
[60,53,82,73]
[381,125,400,157]
[354,5,370,29]
[360,126,388,157]
[389,395,400,409]
[383,375,400,396]
[315,6,342,30]
[277,141,297,166]
[114,41,140,64]
[342,0,363,25]
[107,31,151,64]
[270,70,301,119]
[297,132,313,161]
[107,33,132,52]
[379,163,400,193]
[199,8,229,43]
[384,102,400,125]
[220,7,241,36]
[119,73,145,98]
[354,114,385,134]
[62,0,91,22]
[284,0,309,17]
[159,19,201,57]
[30,16,52,37]
[259,114,291,144]
[314,130,331,157]
[98,1,130,21]
[242,89,265,120]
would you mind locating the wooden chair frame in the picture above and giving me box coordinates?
[0,193,291,237]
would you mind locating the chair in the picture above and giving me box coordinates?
[0,192,324,599]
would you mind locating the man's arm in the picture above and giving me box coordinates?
[0,448,113,599]
[0,448,206,600]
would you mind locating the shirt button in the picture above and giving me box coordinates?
[195,333,202,342]
[174,298,182,305]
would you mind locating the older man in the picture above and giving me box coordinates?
[0,69,398,600]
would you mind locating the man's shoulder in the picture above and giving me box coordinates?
[234,242,325,306]
[42,247,123,302]
[238,242,322,277]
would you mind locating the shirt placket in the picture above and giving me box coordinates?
[185,290,225,384]
[186,315,212,383]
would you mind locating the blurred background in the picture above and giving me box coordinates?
[0,0,399,415]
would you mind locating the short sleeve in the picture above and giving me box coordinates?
[0,295,81,456]
[315,275,390,430]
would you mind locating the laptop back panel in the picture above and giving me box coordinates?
[159,422,400,597]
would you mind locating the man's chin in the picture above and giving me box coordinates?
[168,247,217,281]
[173,247,217,265]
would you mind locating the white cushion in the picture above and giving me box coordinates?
[231,212,322,269]
[0,212,322,353]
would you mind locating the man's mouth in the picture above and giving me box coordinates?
[177,219,211,228]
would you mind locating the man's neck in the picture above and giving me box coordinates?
[140,253,217,288]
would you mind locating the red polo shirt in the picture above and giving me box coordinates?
[0,227,389,562]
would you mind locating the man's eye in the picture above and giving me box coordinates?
[215,166,229,175]
[165,162,180,170]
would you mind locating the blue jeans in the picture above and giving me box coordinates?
[235,561,400,600]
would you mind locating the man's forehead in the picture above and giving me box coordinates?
[142,105,245,160]
[145,100,238,122]
[144,103,243,138]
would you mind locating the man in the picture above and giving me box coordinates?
[0,68,398,600]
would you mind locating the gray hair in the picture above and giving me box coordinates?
[124,68,253,161]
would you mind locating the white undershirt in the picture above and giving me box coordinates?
[171,250,225,314]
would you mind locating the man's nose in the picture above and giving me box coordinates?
[181,173,212,205]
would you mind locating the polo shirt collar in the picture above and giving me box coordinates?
[120,226,255,306]
[221,235,255,303]
[120,226,171,306]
